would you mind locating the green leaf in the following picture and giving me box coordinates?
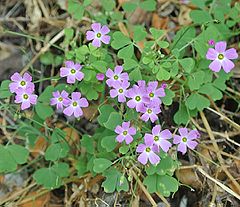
[198,83,222,101]
[123,58,139,71]
[171,27,196,50]
[161,89,175,106]
[45,143,69,161]
[186,93,210,111]
[92,60,107,73]
[191,0,207,9]
[157,175,179,197]
[101,135,117,152]
[111,32,131,50]
[102,167,118,193]
[187,71,205,91]
[119,145,129,154]
[76,157,87,176]
[51,128,66,143]
[33,162,69,189]
[139,0,156,11]
[156,68,170,81]
[98,105,116,126]
[129,68,142,81]
[143,174,157,193]
[122,2,137,12]
[93,158,112,173]
[174,104,189,125]
[38,86,54,102]
[150,28,165,40]
[103,112,122,131]
[67,0,84,20]
[118,44,134,59]
[0,80,12,99]
[40,52,54,65]
[190,10,212,24]
[64,28,74,40]
[133,25,147,42]
[101,0,115,11]
[157,41,169,48]
[35,103,54,120]
[81,135,94,154]
[179,58,195,73]
[116,174,129,192]
[0,145,29,173]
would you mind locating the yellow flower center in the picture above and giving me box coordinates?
[72,101,78,106]
[182,137,187,142]
[154,136,159,141]
[20,81,26,86]
[96,33,101,38]
[218,54,224,60]
[123,131,128,136]
[146,147,151,152]
[23,94,28,99]
[149,92,154,97]
[135,96,141,102]
[113,75,118,80]
[119,88,123,93]
[70,69,76,74]
[147,109,152,114]
[58,97,63,102]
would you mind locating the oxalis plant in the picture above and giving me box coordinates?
[0,0,239,203]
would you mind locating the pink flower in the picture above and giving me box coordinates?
[50,90,70,110]
[86,23,111,47]
[115,121,136,145]
[206,41,238,73]
[9,72,35,93]
[106,65,129,87]
[144,125,172,152]
[173,128,200,154]
[110,81,130,103]
[63,92,89,118]
[140,103,161,123]
[208,39,215,46]
[136,135,160,165]
[60,61,84,84]
[14,88,38,110]
[146,81,165,105]
[96,73,105,81]
[126,81,149,112]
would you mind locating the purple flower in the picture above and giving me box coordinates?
[63,92,89,118]
[208,39,215,46]
[106,65,129,87]
[50,90,70,110]
[9,72,35,93]
[161,82,167,89]
[140,103,161,123]
[173,128,200,154]
[144,125,172,152]
[115,121,136,145]
[206,41,238,73]
[86,23,111,47]
[14,88,38,110]
[110,81,130,103]
[60,61,84,84]
[136,135,160,165]
[96,73,105,81]
[126,82,149,112]
[146,81,165,105]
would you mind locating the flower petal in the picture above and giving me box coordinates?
[159,140,172,152]
[136,144,146,153]
[177,143,187,154]
[63,106,74,116]
[209,60,222,72]
[10,72,21,82]
[91,23,101,32]
[92,38,101,47]
[222,59,234,73]
[206,48,218,60]
[148,152,160,165]
[215,41,226,53]
[86,31,95,40]
[101,25,110,34]
[101,35,110,44]
[138,152,148,165]
[224,48,238,60]
[178,128,188,137]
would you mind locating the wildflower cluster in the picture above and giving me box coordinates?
[9,72,38,110]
